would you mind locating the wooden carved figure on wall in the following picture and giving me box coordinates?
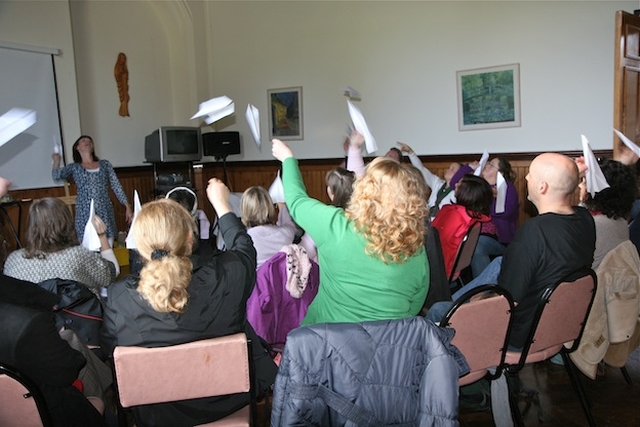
[114,52,130,117]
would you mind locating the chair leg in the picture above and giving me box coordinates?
[505,369,524,427]
[561,351,596,427]
[621,366,633,385]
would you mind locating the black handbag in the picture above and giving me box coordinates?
[37,278,104,346]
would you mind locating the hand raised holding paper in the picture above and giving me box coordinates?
[272,139,293,162]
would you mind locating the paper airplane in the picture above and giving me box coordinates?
[82,199,101,251]
[125,190,142,249]
[269,170,285,204]
[347,100,377,153]
[613,128,640,157]
[342,86,361,101]
[495,172,507,214]
[0,108,36,147]
[581,135,609,197]
[191,96,234,125]
[474,150,490,176]
[245,104,261,147]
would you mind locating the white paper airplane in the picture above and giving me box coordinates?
[245,104,261,147]
[347,100,377,153]
[191,96,234,125]
[0,108,36,147]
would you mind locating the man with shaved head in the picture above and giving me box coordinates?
[429,153,595,348]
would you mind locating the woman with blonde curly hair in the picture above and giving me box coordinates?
[101,179,277,427]
[272,133,430,325]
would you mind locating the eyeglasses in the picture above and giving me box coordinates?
[485,162,499,171]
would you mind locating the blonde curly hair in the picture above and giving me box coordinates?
[346,157,428,263]
[133,199,195,313]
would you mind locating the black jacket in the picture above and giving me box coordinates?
[101,213,277,427]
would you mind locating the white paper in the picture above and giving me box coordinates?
[342,85,361,101]
[82,199,101,251]
[245,104,261,147]
[474,150,490,176]
[613,128,640,157]
[0,108,36,147]
[581,135,610,197]
[125,190,142,249]
[53,133,61,155]
[269,170,285,203]
[347,100,378,154]
[495,172,507,214]
[191,95,234,125]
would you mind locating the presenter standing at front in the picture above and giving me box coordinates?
[52,135,132,243]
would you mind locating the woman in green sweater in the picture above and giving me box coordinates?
[272,136,430,325]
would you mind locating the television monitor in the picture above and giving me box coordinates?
[145,126,202,163]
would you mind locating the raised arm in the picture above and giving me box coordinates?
[397,142,445,192]
[346,130,366,177]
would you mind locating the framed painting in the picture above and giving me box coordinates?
[457,63,521,131]
[268,86,303,140]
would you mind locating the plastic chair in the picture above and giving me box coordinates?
[440,285,514,386]
[113,333,256,427]
[449,222,482,286]
[502,268,597,427]
[0,363,52,427]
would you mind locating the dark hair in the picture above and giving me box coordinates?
[584,159,638,220]
[24,197,78,258]
[455,174,493,218]
[165,187,197,217]
[496,157,516,182]
[72,135,99,164]
[325,167,356,208]
[387,147,404,162]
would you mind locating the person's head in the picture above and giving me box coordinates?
[526,153,579,211]
[165,187,198,217]
[384,147,404,162]
[583,159,638,220]
[24,197,78,258]
[133,199,195,313]
[455,174,493,218]
[482,157,515,185]
[72,135,99,163]
[325,167,356,209]
[346,157,429,263]
[444,162,462,185]
[241,186,276,228]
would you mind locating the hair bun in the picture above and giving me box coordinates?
[151,248,169,261]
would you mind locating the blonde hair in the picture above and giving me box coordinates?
[133,199,195,313]
[241,186,276,228]
[346,157,428,263]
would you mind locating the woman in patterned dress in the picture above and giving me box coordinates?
[52,135,132,242]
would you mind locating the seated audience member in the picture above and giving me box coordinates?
[4,197,116,296]
[272,135,430,325]
[579,159,638,269]
[397,142,462,218]
[101,180,277,427]
[0,177,107,427]
[325,167,356,209]
[428,153,595,351]
[431,174,492,279]
[241,186,315,268]
[458,157,520,277]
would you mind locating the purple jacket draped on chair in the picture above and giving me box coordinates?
[246,250,320,348]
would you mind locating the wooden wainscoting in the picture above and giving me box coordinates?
[0,150,609,252]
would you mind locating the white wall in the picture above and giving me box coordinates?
[1,1,636,170]
[207,1,635,160]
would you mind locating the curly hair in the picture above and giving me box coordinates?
[241,186,277,228]
[23,198,78,259]
[133,199,195,313]
[584,159,638,220]
[325,167,356,209]
[345,157,428,263]
[455,174,493,218]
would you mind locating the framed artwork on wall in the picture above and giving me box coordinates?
[457,63,521,131]
[268,86,303,140]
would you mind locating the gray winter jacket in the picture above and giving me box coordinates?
[271,316,469,427]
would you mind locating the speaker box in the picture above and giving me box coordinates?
[202,132,241,157]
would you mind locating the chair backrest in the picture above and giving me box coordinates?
[512,268,597,369]
[113,333,253,409]
[449,222,482,283]
[0,363,52,427]
[441,285,514,385]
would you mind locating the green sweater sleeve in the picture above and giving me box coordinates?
[282,157,346,246]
